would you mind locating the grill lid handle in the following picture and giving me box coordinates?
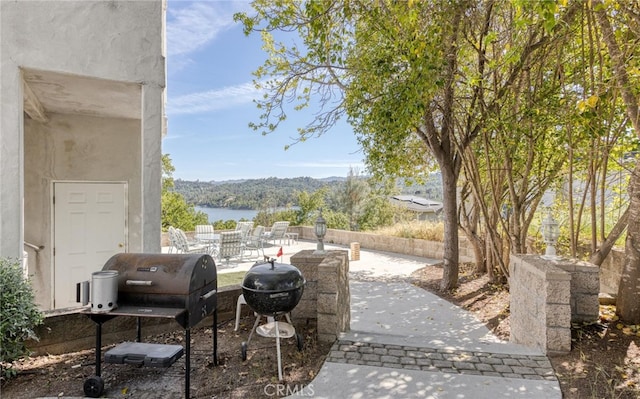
[200,289,217,300]
[126,280,153,286]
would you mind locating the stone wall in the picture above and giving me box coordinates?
[509,254,599,355]
[290,250,350,343]
[162,227,474,262]
[289,226,474,262]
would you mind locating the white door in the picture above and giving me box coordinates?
[53,182,127,309]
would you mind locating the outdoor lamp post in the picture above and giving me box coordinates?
[314,208,327,254]
[541,211,561,260]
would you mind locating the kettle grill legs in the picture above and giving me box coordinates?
[240,314,303,381]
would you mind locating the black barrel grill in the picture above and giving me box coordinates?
[82,253,218,398]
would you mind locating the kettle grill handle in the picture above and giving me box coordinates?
[126,280,153,286]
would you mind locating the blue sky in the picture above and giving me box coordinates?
[164,1,365,181]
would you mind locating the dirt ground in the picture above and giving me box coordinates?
[3,262,640,398]
[0,317,331,399]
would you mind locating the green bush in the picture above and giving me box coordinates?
[0,257,43,379]
[323,210,350,230]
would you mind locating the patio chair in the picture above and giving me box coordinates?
[263,221,290,246]
[243,225,265,259]
[235,221,253,242]
[218,230,244,266]
[195,224,214,235]
[174,227,211,254]
[194,224,218,255]
[167,226,180,253]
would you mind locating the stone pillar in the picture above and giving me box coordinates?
[509,254,572,354]
[509,254,601,355]
[290,250,350,343]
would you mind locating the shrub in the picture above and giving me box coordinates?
[0,257,43,379]
[373,221,445,241]
[322,210,350,230]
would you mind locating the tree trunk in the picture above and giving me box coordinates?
[589,206,628,266]
[472,239,486,274]
[440,164,460,291]
[617,165,640,323]
[593,0,640,323]
[485,236,495,281]
[458,184,485,274]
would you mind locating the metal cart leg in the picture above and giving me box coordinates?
[83,321,105,398]
[185,328,191,399]
[95,322,102,377]
[213,309,218,366]
[136,317,142,342]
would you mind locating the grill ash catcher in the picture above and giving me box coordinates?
[240,258,305,381]
[77,253,218,398]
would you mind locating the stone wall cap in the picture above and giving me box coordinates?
[512,254,571,280]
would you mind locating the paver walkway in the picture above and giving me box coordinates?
[327,340,556,381]
[288,250,562,399]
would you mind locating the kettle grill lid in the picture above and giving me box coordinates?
[241,259,305,293]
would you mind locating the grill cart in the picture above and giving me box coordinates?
[79,253,218,398]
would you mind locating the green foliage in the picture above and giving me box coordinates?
[322,209,350,231]
[161,154,210,231]
[161,191,209,232]
[358,196,396,231]
[162,154,176,192]
[294,189,326,226]
[336,168,369,230]
[346,1,450,179]
[254,208,298,227]
[212,220,240,230]
[0,258,43,379]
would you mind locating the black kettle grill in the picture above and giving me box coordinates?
[240,258,305,380]
[242,258,305,315]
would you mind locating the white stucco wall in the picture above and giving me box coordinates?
[24,114,142,308]
[2,1,166,83]
[1,1,166,309]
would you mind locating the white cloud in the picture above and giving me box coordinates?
[167,81,261,115]
[166,1,247,57]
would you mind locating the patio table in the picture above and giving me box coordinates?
[195,233,220,243]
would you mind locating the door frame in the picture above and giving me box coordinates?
[50,180,128,309]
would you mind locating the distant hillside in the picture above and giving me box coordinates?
[173,174,443,211]
[174,177,345,210]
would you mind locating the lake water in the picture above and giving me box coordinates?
[195,206,258,222]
